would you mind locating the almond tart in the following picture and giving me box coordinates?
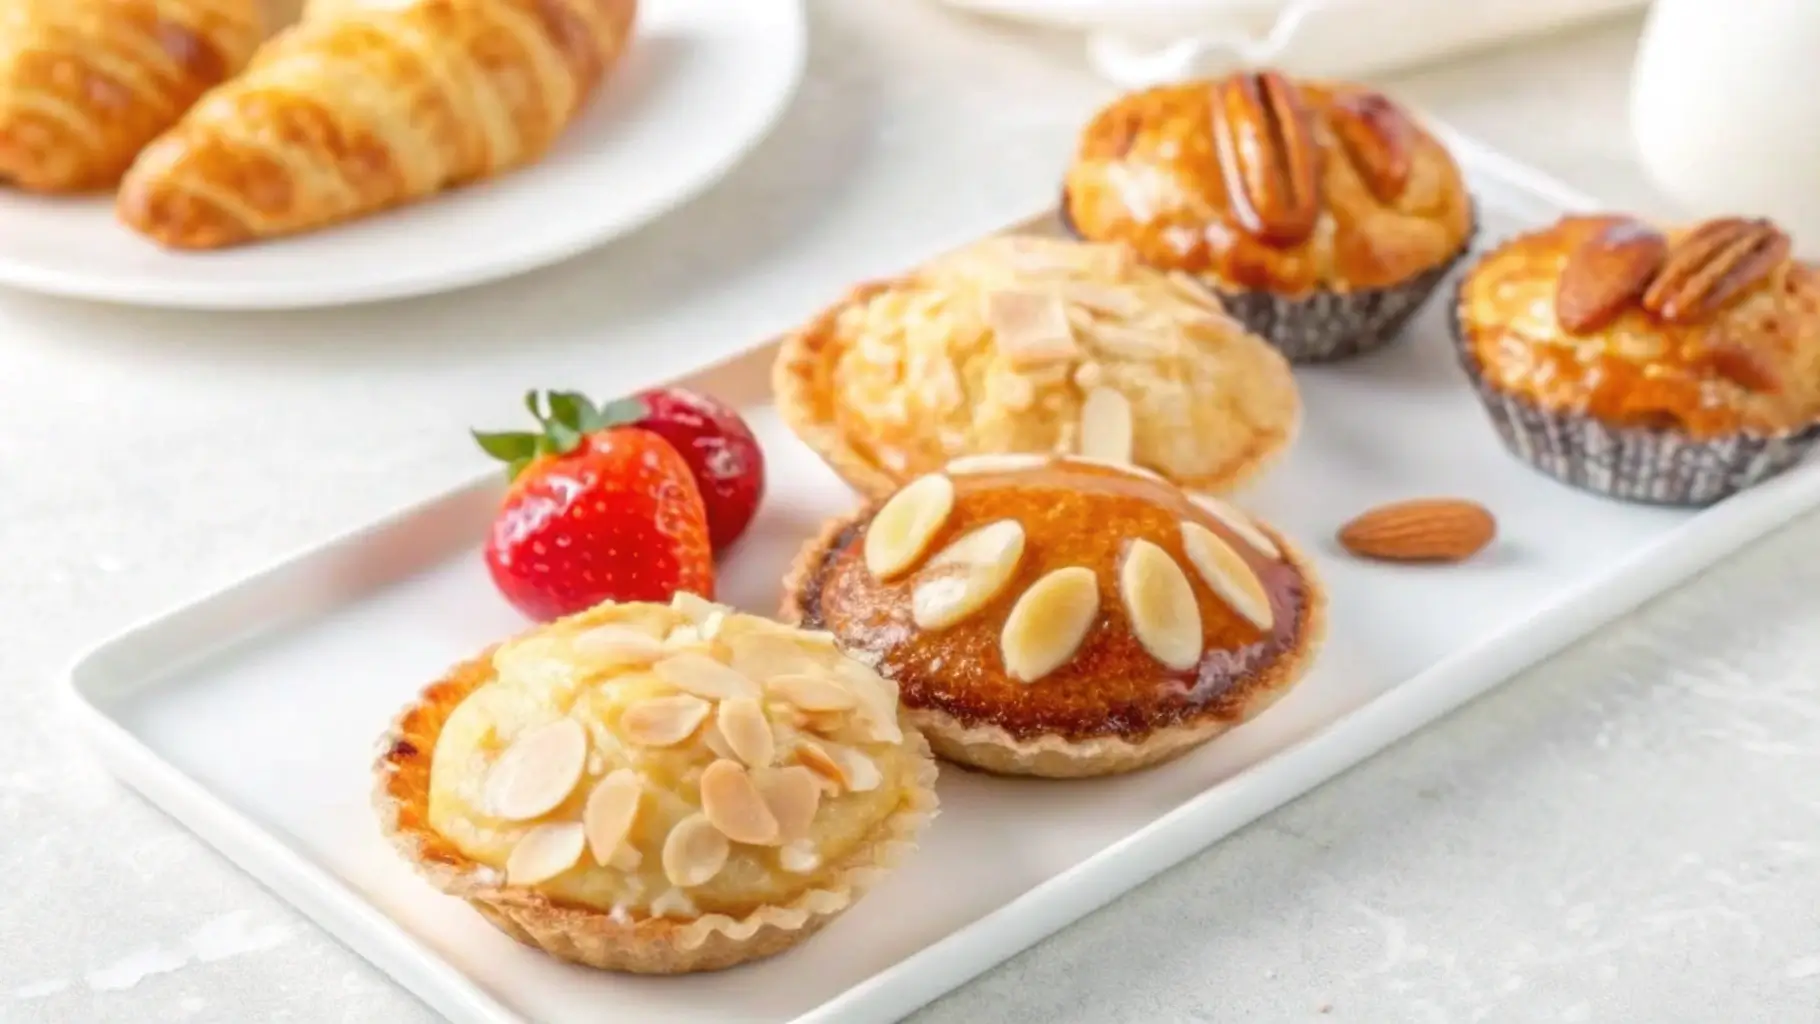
[781,455,1327,778]
[374,594,938,974]
[1453,213,1820,505]
[774,232,1299,500]
[1061,69,1475,363]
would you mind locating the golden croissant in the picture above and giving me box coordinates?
[117,0,638,249]
[0,0,262,192]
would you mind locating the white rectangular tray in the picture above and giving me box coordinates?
[67,130,1820,1024]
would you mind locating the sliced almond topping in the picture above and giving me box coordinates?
[716,697,777,768]
[505,822,587,886]
[795,738,882,794]
[483,718,589,821]
[670,590,723,623]
[620,694,712,748]
[1060,454,1167,483]
[1180,522,1274,630]
[945,453,1051,475]
[1165,270,1226,313]
[1119,539,1203,672]
[864,474,956,580]
[1000,566,1100,683]
[608,845,643,872]
[793,740,850,794]
[653,653,761,701]
[1078,387,1134,464]
[985,288,1079,365]
[582,769,643,866]
[700,718,738,761]
[1064,280,1144,318]
[698,611,726,641]
[833,661,904,743]
[571,625,666,667]
[778,840,822,874]
[911,519,1027,630]
[661,813,730,888]
[1187,493,1282,559]
[699,759,781,845]
[837,746,883,792]
[755,765,822,842]
[726,633,820,681]
[767,673,859,712]
[665,624,704,649]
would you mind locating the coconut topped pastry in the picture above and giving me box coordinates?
[374,595,937,974]
[1453,213,1820,504]
[1061,70,1475,362]
[783,455,1327,777]
[773,233,1299,499]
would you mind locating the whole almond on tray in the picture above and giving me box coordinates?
[1555,217,1668,334]
[1337,499,1496,564]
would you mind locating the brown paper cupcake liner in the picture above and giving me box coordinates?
[1056,193,1477,364]
[1446,275,1820,506]
[372,637,941,974]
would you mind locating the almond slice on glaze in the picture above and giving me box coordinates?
[985,288,1079,365]
[767,673,859,712]
[945,453,1052,475]
[1180,522,1274,631]
[621,694,712,748]
[1000,566,1100,683]
[583,769,643,866]
[716,697,777,768]
[1078,387,1134,464]
[483,718,589,821]
[699,759,781,845]
[505,822,587,886]
[1187,493,1281,559]
[864,474,956,580]
[662,813,731,887]
[653,653,761,701]
[1061,454,1166,482]
[911,519,1027,630]
[1119,540,1203,672]
[570,625,667,667]
[755,765,822,843]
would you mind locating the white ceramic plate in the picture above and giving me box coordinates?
[0,0,805,310]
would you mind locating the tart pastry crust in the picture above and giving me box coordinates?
[781,458,1328,778]
[373,600,938,974]
[774,233,1300,499]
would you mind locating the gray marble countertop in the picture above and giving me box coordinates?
[7,5,1818,1023]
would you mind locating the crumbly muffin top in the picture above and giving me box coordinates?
[1458,214,1820,438]
[425,595,926,920]
[1063,73,1472,295]
[774,233,1299,498]
[789,457,1316,741]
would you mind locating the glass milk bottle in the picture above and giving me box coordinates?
[1631,0,1820,254]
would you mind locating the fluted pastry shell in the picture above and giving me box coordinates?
[373,602,939,974]
[781,458,1328,778]
[774,233,1300,498]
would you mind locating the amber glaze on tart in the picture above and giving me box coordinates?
[1453,213,1820,505]
[374,595,937,974]
[782,456,1326,777]
[1061,70,1475,362]
[773,232,1300,500]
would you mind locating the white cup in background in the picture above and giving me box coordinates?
[1632,0,1820,251]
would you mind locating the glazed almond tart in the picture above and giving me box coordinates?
[774,233,1299,500]
[783,455,1327,778]
[374,594,937,974]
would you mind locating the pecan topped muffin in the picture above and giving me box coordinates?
[374,594,937,973]
[1453,213,1820,504]
[1062,69,1475,362]
[783,455,1327,778]
[773,233,1300,499]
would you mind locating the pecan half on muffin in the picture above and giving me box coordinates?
[374,594,937,974]
[773,233,1300,500]
[782,456,1327,778]
[1061,70,1475,363]
[1453,213,1820,505]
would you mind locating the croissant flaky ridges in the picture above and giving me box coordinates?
[0,0,262,193]
[115,0,638,250]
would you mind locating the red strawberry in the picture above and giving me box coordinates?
[475,391,714,622]
[597,387,765,553]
